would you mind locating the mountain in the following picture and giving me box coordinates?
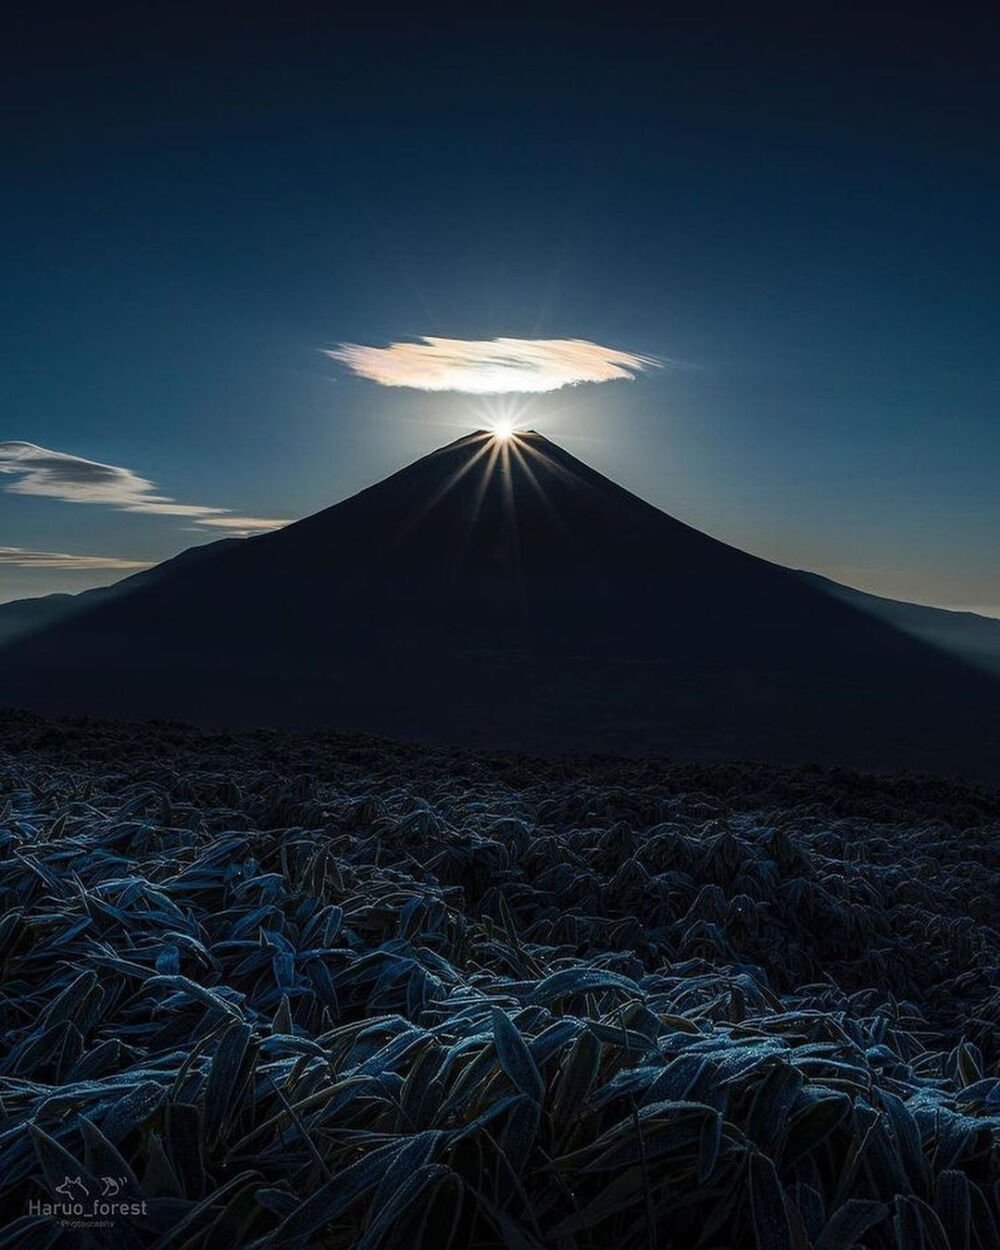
[0,538,241,646]
[1,430,997,776]
[0,592,80,648]
[798,571,1000,678]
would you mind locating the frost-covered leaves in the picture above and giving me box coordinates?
[0,716,997,1247]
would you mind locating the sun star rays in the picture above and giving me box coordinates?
[380,427,579,592]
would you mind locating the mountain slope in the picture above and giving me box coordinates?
[0,431,997,776]
[800,570,1000,678]
[0,538,241,646]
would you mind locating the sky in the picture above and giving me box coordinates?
[3,8,999,612]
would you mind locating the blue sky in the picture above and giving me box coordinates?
[3,10,998,611]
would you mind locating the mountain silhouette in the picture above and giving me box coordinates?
[1,430,997,776]
[797,570,1000,679]
[0,538,241,647]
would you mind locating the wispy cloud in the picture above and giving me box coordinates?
[195,515,292,531]
[0,547,150,570]
[0,442,289,537]
[325,336,661,394]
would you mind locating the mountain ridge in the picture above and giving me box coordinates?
[797,570,1000,678]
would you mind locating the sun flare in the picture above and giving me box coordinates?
[492,418,516,441]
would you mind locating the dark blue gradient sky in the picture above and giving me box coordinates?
[3,8,998,610]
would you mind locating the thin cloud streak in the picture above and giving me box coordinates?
[0,442,288,536]
[0,547,151,570]
[326,336,661,394]
[196,514,295,531]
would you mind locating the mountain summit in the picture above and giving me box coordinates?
[1,430,997,775]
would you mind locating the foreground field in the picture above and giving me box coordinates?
[0,712,998,1248]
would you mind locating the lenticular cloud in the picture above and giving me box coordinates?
[326,336,660,394]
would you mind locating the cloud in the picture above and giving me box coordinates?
[0,442,288,536]
[0,547,150,570]
[196,515,292,531]
[325,336,661,394]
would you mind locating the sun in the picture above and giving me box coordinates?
[477,394,528,440]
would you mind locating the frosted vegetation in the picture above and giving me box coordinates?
[0,713,997,1248]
